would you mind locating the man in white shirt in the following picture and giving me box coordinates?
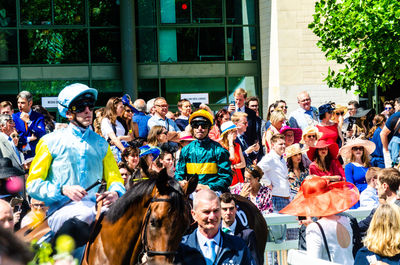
[257,134,290,212]
[288,91,318,131]
[359,167,379,209]
[147,97,180,132]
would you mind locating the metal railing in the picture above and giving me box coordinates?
[263,208,373,265]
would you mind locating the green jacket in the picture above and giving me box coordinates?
[175,137,232,192]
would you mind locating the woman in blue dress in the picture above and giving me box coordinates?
[339,138,376,208]
[367,114,386,168]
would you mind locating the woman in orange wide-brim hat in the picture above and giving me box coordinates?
[280,176,359,265]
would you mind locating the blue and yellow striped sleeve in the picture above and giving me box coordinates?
[26,139,64,204]
[103,146,126,197]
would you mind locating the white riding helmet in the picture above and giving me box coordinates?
[57,83,98,118]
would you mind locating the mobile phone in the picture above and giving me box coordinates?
[13,205,21,213]
[230,100,235,106]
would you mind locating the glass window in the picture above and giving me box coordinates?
[227,27,257,61]
[54,0,85,25]
[20,0,51,25]
[92,80,123,106]
[20,30,88,64]
[160,27,224,62]
[161,0,222,24]
[226,0,256,25]
[136,0,156,26]
[89,0,120,26]
[227,76,257,101]
[161,0,189,24]
[192,0,222,23]
[138,79,158,101]
[91,29,121,63]
[136,29,157,63]
[0,1,17,27]
[162,77,226,104]
[0,82,18,107]
[0,30,17,64]
[21,80,88,103]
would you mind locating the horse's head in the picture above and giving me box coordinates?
[142,168,197,264]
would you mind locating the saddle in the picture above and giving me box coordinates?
[16,220,52,242]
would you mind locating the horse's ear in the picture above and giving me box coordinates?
[139,157,149,177]
[156,168,169,194]
[183,174,198,196]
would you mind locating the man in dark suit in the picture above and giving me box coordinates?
[227,88,261,147]
[220,193,261,265]
[12,91,46,159]
[175,189,255,265]
[232,112,260,166]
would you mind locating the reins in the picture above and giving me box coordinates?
[140,197,178,258]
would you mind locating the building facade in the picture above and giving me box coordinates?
[1,0,368,118]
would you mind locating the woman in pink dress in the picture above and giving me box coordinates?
[307,140,345,181]
[208,108,230,141]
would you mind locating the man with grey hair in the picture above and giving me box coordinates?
[0,114,23,170]
[12,91,46,159]
[288,91,318,130]
[176,189,255,265]
[132,99,151,138]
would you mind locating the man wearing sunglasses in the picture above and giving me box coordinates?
[175,109,232,193]
[26,83,125,248]
[0,114,24,171]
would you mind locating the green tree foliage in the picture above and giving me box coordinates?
[309,0,400,94]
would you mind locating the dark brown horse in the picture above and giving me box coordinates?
[82,169,197,265]
[233,194,268,263]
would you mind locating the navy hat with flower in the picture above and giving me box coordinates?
[318,103,335,116]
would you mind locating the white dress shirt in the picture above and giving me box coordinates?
[197,229,222,261]
[257,149,290,197]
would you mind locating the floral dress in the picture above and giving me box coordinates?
[231,183,273,214]
[288,168,309,199]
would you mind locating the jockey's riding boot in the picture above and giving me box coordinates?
[52,217,91,248]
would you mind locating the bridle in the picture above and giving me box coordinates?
[140,187,188,261]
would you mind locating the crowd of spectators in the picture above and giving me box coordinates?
[0,86,398,265]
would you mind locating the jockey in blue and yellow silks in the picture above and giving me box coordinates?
[26,83,125,247]
[175,109,232,193]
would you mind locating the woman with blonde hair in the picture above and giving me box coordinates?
[147,125,168,147]
[354,204,400,264]
[263,110,286,153]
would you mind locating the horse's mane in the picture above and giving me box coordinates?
[106,176,185,224]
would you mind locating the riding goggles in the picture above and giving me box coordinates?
[70,100,95,113]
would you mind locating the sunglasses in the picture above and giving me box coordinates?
[125,109,132,113]
[385,107,392,110]
[11,134,19,139]
[71,100,95,113]
[32,203,46,209]
[191,122,210,129]
[160,131,168,135]
[352,146,364,151]
[335,112,345,116]
[306,134,316,138]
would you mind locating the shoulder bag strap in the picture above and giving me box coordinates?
[393,117,400,134]
[315,221,332,262]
